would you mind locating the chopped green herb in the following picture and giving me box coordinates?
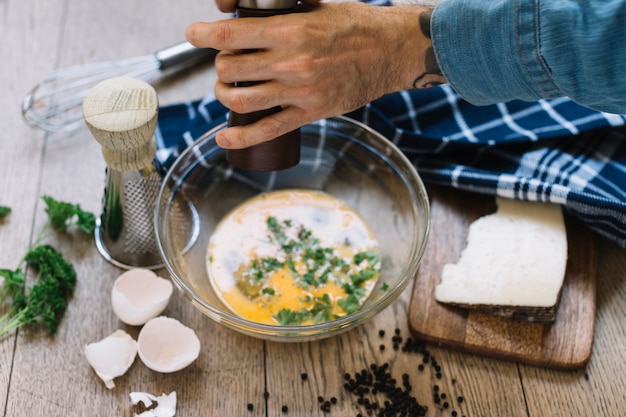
[338,294,361,315]
[310,294,334,323]
[354,251,381,266]
[261,257,283,272]
[342,283,366,299]
[245,215,381,325]
[381,282,389,291]
[274,308,309,326]
[350,267,378,287]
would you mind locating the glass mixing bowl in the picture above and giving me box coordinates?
[155,116,430,342]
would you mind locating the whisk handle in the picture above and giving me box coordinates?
[155,41,218,70]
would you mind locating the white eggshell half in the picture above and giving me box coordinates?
[111,268,173,326]
[84,329,138,389]
[137,316,201,373]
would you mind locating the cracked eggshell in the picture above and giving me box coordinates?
[130,391,177,417]
[112,268,173,326]
[137,316,201,373]
[84,329,137,389]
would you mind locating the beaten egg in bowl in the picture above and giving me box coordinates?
[207,189,382,326]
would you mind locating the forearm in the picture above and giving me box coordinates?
[431,0,626,114]
[186,2,445,148]
[411,9,446,89]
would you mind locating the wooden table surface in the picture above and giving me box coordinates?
[1,1,625,416]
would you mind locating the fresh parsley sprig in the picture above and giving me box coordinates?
[0,196,95,338]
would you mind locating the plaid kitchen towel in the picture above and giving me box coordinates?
[155,86,626,247]
[155,2,626,247]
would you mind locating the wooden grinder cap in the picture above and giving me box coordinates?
[83,76,158,172]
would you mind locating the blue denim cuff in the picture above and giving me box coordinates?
[431,0,556,106]
[431,0,626,114]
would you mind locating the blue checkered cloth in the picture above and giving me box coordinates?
[155,86,626,246]
[155,1,626,247]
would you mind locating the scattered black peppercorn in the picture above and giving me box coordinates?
[281,405,288,413]
[301,373,308,381]
[247,403,253,411]
[338,328,468,417]
[343,362,428,417]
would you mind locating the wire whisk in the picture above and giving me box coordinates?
[22,41,217,133]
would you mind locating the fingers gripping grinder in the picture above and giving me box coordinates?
[227,0,302,172]
[83,76,198,270]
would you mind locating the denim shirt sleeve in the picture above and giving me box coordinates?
[430,0,626,114]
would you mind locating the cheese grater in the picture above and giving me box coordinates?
[83,76,198,270]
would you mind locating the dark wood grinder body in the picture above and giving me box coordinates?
[227,0,301,172]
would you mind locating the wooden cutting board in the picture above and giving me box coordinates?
[407,186,598,370]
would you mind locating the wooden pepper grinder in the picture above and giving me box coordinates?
[82,76,163,269]
[227,0,301,172]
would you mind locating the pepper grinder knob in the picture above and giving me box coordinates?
[82,76,164,270]
[83,76,158,172]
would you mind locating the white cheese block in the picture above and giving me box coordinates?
[434,197,567,320]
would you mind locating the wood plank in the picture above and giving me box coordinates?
[408,186,597,370]
[0,0,66,411]
[2,0,626,416]
[265,286,531,417]
[520,239,626,417]
[4,1,264,416]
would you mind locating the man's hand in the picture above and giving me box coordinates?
[186,2,443,149]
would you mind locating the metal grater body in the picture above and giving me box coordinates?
[95,164,163,269]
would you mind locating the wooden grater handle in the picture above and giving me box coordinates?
[83,76,158,172]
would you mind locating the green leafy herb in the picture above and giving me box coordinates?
[342,283,366,299]
[0,245,76,335]
[253,215,382,325]
[350,267,378,287]
[0,206,11,218]
[273,308,308,326]
[309,294,335,323]
[0,196,95,338]
[354,251,381,266]
[381,282,389,291]
[338,294,361,315]
[42,195,96,234]
[0,268,25,304]
[261,287,276,296]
